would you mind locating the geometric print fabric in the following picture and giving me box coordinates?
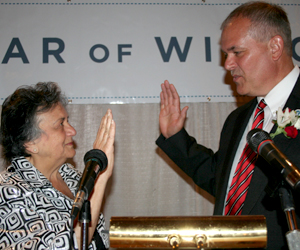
[0,156,108,249]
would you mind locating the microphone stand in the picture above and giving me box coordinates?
[80,200,91,250]
[278,184,300,250]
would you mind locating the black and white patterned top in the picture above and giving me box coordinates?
[0,156,109,250]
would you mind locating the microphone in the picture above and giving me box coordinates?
[247,128,300,193]
[71,149,108,221]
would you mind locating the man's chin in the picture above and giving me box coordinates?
[236,85,247,96]
[236,89,256,97]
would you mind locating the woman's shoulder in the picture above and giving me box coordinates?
[0,169,28,202]
[0,168,22,183]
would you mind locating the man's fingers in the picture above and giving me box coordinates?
[160,91,166,110]
[161,83,169,107]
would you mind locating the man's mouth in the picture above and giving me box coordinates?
[231,72,241,83]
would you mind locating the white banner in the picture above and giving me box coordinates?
[0,0,299,104]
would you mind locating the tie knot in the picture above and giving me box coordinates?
[252,99,266,130]
[258,99,267,109]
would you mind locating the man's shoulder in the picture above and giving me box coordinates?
[227,98,257,119]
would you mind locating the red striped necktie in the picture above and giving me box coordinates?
[225,99,267,215]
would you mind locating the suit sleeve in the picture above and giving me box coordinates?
[156,128,218,196]
[155,103,247,198]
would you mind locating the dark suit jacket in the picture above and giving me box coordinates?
[156,74,300,250]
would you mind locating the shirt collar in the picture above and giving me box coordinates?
[258,65,299,118]
[11,156,50,188]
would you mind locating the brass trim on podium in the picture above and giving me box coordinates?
[109,216,267,249]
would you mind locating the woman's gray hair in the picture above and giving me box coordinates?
[0,82,68,164]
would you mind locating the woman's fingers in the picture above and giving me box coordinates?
[93,109,114,151]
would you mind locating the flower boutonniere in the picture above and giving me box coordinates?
[270,107,300,139]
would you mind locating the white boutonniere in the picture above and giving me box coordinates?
[270,107,300,139]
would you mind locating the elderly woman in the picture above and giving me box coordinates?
[0,82,115,249]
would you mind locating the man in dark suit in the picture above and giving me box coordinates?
[156,2,300,249]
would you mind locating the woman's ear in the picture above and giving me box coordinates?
[24,141,39,154]
[269,35,284,61]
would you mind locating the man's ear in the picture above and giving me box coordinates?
[269,35,284,61]
[24,141,39,154]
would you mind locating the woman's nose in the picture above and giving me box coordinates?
[66,123,77,136]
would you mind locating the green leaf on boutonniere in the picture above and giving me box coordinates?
[270,127,286,139]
